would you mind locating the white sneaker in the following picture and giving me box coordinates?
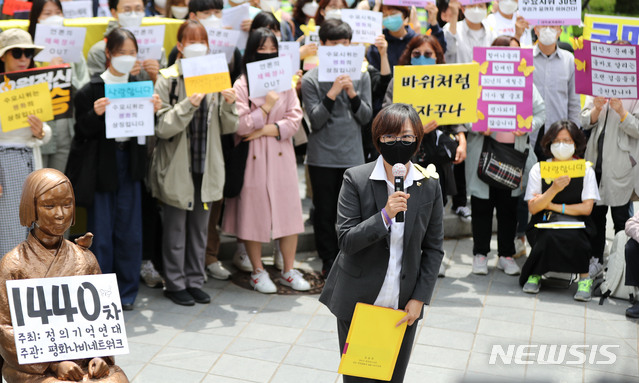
[454,206,472,223]
[206,261,232,280]
[472,254,488,275]
[233,245,253,272]
[589,257,604,278]
[514,236,526,259]
[273,241,284,270]
[250,269,277,294]
[140,260,164,288]
[498,256,521,275]
[280,269,311,291]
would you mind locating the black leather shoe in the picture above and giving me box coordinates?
[122,303,134,311]
[164,289,195,306]
[626,302,639,318]
[186,287,211,304]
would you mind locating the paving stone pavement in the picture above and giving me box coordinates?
[117,236,639,383]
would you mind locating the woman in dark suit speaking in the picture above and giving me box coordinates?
[320,103,445,382]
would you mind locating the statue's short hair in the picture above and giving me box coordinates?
[19,168,75,228]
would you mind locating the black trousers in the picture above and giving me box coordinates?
[308,166,347,271]
[337,317,418,383]
[451,161,467,209]
[625,238,639,287]
[471,187,518,257]
[590,202,633,263]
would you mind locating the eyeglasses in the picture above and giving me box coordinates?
[411,50,433,59]
[380,134,417,145]
[10,48,35,59]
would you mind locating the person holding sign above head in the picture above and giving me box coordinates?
[86,0,165,83]
[301,19,372,277]
[0,168,129,383]
[222,27,308,293]
[520,120,600,301]
[319,103,444,383]
[441,0,495,66]
[152,20,238,305]
[70,28,163,311]
[485,0,532,47]
[0,28,52,257]
[365,4,414,74]
[580,41,639,280]
[27,0,90,173]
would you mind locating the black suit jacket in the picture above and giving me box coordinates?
[319,161,445,321]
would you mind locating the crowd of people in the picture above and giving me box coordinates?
[0,0,638,322]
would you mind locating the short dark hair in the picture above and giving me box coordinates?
[492,35,520,47]
[540,120,587,158]
[105,28,139,63]
[381,4,410,19]
[371,103,424,154]
[28,0,62,39]
[250,12,281,34]
[109,0,146,12]
[318,19,352,44]
[188,0,222,14]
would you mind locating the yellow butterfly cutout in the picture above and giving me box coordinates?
[517,58,535,77]
[575,59,587,72]
[477,110,485,120]
[272,9,282,22]
[571,36,584,51]
[300,18,316,36]
[517,114,533,129]
[472,60,489,75]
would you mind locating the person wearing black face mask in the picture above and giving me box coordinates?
[320,103,444,383]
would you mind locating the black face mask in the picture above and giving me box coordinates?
[255,52,278,61]
[378,141,418,166]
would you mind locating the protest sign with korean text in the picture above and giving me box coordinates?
[393,63,480,125]
[222,3,250,50]
[302,28,320,71]
[318,45,365,82]
[584,14,639,45]
[247,56,292,98]
[104,81,154,139]
[341,9,382,45]
[0,82,53,132]
[123,25,165,61]
[473,47,534,132]
[540,159,587,179]
[34,25,86,63]
[7,274,129,364]
[0,65,73,121]
[381,0,431,7]
[61,0,92,18]
[207,28,241,63]
[518,0,581,26]
[181,53,231,96]
[279,41,301,72]
[573,38,639,99]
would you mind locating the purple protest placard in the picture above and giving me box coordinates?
[472,47,534,132]
[574,38,639,99]
[381,0,431,7]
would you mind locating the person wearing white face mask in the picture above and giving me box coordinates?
[71,28,163,311]
[485,0,532,47]
[152,20,238,304]
[531,24,580,160]
[522,120,599,302]
[87,0,166,82]
[166,0,188,18]
[442,2,494,70]
[27,0,90,172]
[145,0,166,16]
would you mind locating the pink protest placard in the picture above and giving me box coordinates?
[519,0,581,26]
[472,47,534,132]
[381,0,431,7]
[574,39,639,99]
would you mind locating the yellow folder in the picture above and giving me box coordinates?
[338,303,407,381]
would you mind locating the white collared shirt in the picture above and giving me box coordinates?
[370,156,425,309]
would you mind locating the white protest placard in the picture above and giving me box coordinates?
[61,0,92,18]
[222,3,250,50]
[7,274,129,364]
[123,25,165,61]
[206,27,240,63]
[341,9,382,44]
[97,0,109,16]
[381,0,432,7]
[181,53,232,96]
[246,56,292,98]
[104,81,155,139]
[279,41,300,72]
[33,24,86,63]
[318,45,366,82]
[519,0,581,26]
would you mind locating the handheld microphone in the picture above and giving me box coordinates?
[392,163,407,223]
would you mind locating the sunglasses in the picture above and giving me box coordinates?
[10,48,35,59]
[411,50,434,59]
